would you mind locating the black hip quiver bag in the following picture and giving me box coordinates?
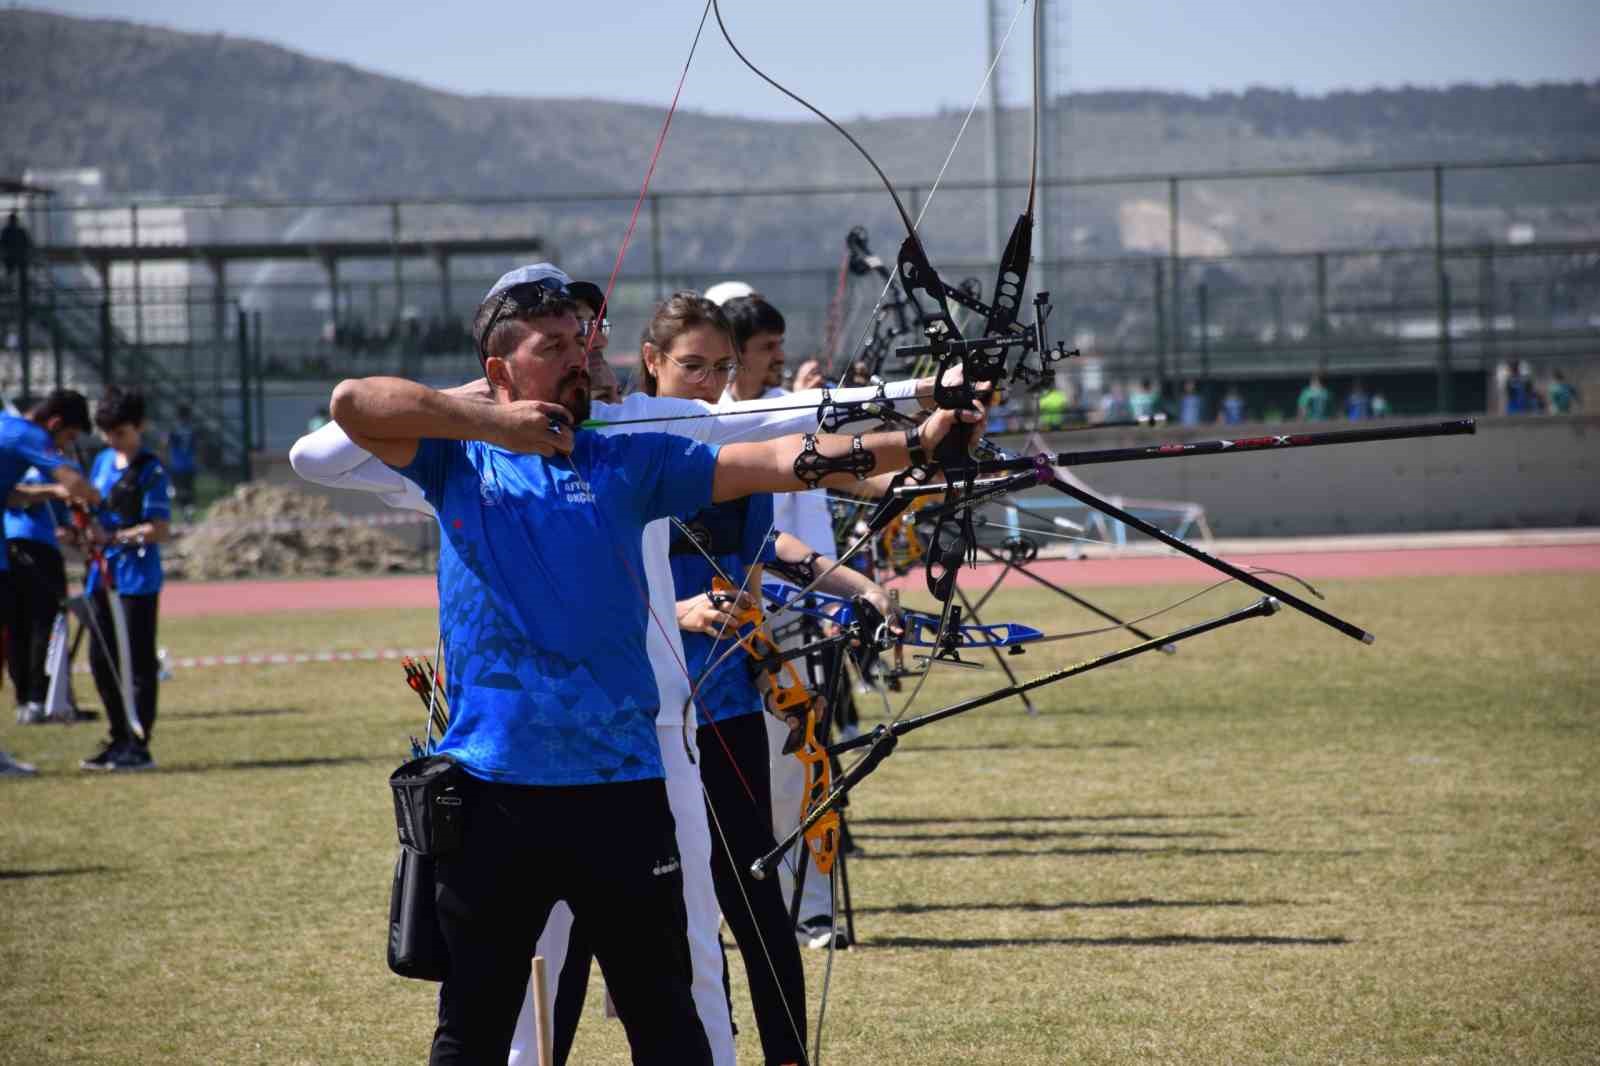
[386,754,467,981]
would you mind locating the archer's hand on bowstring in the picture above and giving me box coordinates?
[437,378,574,455]
[677,588,758,639]
[484,400,577,457]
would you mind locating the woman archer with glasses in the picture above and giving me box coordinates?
[638,292,898,1066]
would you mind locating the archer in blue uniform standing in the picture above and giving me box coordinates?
[0,390,99,776]
[81,387,172,772]
[331,266,976,1066]
[6,463,79,724]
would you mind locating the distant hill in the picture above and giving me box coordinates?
[4,8,1599,276]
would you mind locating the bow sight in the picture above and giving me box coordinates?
[845,226,1080,391]
[895,287,1079,391]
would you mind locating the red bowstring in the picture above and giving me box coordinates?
[577,0,764,812]
[584,1,714,355]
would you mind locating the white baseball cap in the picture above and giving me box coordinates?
[704,280,756,306]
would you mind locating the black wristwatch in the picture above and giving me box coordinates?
[904,424,928,467]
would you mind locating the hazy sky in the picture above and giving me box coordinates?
[28,0,1600,119]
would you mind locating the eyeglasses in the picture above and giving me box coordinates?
[660,351,738,384]
[477,279,573,363]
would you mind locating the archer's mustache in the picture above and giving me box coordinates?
[560,369,591,393]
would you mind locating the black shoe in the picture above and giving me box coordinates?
[80,740,124,772]
[107,745,156,772]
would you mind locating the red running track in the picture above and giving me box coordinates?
[162,544,1600,618]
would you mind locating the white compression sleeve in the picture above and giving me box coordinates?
[288,421,433,515]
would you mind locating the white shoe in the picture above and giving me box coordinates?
[796,915,849,950]
[0,750,38,776]
[15,702,46,725]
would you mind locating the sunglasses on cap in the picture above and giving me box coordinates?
[476,278,575,364]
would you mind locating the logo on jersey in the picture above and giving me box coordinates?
[479,465,504,507]
[651,857,681,877]
[562,477,595,506]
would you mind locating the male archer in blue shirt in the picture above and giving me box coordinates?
[331,267,977,1066]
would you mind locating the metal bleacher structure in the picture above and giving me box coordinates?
[0,186,545,480]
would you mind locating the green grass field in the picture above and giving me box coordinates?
[2,572,1597,1065]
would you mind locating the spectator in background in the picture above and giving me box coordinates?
[1547,370,1578,414]
[1345,378,1372,421]
[2,211,31,281]
[79,388,171,773]
[166,404,198,522]
[1178,379,1205,426]
[1371,391,1391,419]
[1506,361,1542,414]
[1297,373,1331,420]
[1098,382,1131,423]
[1129,377,1159,422]
[1220,385,1247,425]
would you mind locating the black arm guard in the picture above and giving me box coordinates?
[793,434,877,490]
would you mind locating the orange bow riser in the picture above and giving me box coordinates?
[710,576,812,753]
[795,707,839,876]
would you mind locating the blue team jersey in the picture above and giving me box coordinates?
[670,493,778,727]
[0,414,72,572]
[394,431,719,787]
[90,447,172,595]
[4,466,70,547]
[167,425,197,474]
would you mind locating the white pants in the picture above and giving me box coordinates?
[508,722,736,1066]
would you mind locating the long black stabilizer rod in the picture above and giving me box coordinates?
[982,418,1476,475]
[1046,474,1376,643]
[892,419,1477,501]
[750,595,1280,880]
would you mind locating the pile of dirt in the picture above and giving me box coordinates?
[166,482,429,581]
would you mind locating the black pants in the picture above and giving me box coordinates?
[7,541,66,706]
[429,776,710,1066]
[86,589,159,747]
[698,713,808,1065]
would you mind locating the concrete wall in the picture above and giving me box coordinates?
[1021,414,1598,536]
